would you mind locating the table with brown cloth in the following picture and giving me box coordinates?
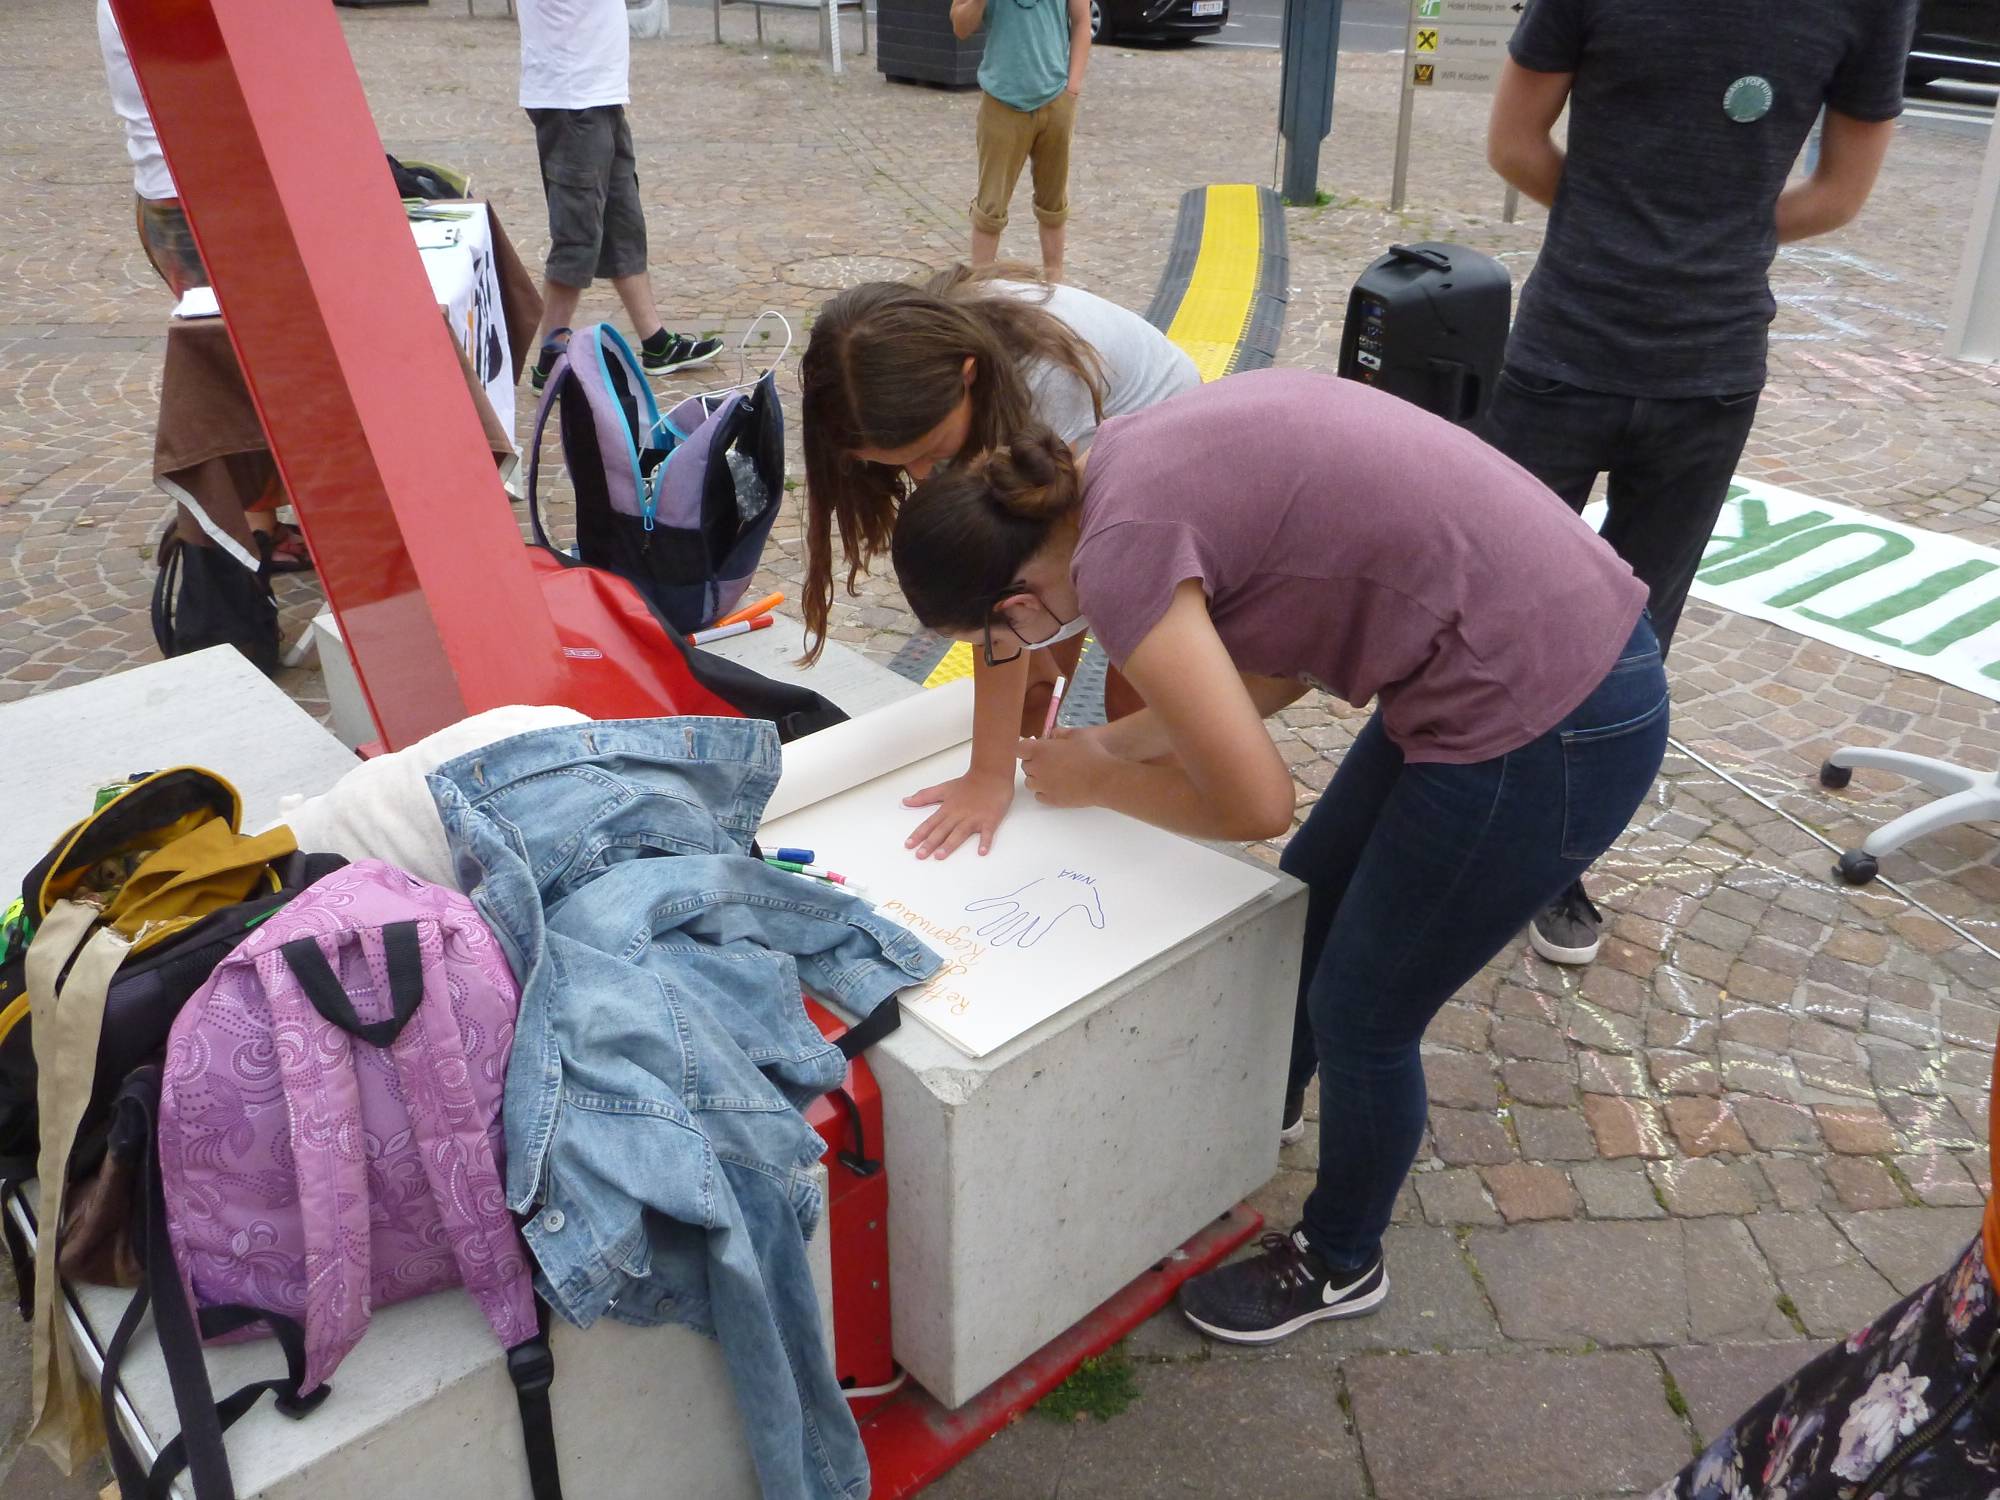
[154,202,541,564]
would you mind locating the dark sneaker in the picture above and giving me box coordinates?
[1178,1229,1386,1345]
[641,331,725,376]
[530,327,571,392]
[1280,1085,1307,1146]
[1529,880,1602,965]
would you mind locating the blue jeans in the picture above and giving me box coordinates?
[1283,616,1668,1270]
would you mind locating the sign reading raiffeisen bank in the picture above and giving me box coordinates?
[1406,0,1517,94]
[1591,478,2000,704]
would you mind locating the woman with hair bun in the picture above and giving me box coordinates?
[799,265,1197,859]
[891,367,1668,1346]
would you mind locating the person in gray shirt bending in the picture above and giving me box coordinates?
[1483,0,1918,966]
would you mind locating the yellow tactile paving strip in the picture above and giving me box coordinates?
[1163,183,1264,383]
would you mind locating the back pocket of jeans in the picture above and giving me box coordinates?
[1558,693,1669,862]
[1498,368,1575,399]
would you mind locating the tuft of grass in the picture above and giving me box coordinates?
[1282,189,1336,209]
[1775,1293,1808,1337]
[1035,1354,1139,1424]
[1881,1157,1924,1208]
[1661,1368,1690,1421]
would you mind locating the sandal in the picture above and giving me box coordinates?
[257,522,315,575]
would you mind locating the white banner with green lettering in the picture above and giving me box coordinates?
[1594,477,2000,702]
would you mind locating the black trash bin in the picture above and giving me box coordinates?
[877,0,984,87]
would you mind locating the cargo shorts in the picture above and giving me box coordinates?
[136,197,208,299]
[528,103,649,288]
[971,89,1076,234]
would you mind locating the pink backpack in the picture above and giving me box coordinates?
[100,861,564,1500]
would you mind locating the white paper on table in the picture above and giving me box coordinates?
[171,286,220,320]
[411,204,515,454]
[410,221,462,251]
[761,681,1279,1058]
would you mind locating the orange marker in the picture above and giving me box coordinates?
[712,591,784,630]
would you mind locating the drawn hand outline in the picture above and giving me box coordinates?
[963,878,1107,949]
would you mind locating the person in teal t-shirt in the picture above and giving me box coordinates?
[951,0,1090,282]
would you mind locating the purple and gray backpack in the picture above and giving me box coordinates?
[527,320,785,635]
[99,861,564,1500]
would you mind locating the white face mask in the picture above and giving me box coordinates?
[1021,614,1090,651]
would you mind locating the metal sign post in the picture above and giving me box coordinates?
[1945,97,2000,363]
[1389,0,1521,210]
[1277,0,1345,205]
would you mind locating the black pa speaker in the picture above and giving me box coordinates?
[1338,242,1511,426]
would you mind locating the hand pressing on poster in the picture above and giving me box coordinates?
[903,767,1015,860]
[964,873,1107,948]
[1015,729,1120,808]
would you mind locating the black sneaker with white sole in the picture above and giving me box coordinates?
[530,327,571,392]
[1529,879,1603,965]
[1178,1228,1386,1345]
[641,330,725,376]
[1280,1085,1307,1146]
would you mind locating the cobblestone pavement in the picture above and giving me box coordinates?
[5,1,2000,1495]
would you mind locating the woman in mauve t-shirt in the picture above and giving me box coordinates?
[891,367,1669,1346]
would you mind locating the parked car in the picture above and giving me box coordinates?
[1907,0,2000,88]
[1091,0,1228,44]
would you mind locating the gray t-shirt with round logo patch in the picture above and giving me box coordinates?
[1505,0,1917,399]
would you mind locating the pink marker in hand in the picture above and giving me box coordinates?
[1043,675,1068,738]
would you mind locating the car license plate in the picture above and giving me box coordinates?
[1192,1,1224,15]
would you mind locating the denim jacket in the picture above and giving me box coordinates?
[430,718,940,1500]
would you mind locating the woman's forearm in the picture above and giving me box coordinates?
[1094,673,1307,762]
[968,650,1031,776]
[1092,759,1293,842]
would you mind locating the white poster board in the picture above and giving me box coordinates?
[413,205,514,454]
[761,682,1280,1058]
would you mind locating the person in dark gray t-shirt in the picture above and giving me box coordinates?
[1482,0,1917,967]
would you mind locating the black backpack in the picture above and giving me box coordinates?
[527,322,785,637]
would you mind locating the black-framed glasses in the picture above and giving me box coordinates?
[980,591,1076,667]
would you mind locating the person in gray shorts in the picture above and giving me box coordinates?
[516,0,721,388]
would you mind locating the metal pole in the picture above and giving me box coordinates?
[1273,0,1287,192]
[1502,185,1519,223]
[1278,0,1342,205]
[1388,0,1416,210]
[1389,68,1416,210]
[1946,105,2000,362]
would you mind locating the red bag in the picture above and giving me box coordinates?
[527,550,846,740]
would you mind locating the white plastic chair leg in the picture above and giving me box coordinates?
[1826,746,1982,798]
[1861,783,2000,858]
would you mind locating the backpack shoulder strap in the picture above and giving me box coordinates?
[260,927,390,1392]
[573,324,658,525]
[524,359,570,556]
[25,903,129,1469]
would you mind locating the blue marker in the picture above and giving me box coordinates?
[772,847,815,865]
